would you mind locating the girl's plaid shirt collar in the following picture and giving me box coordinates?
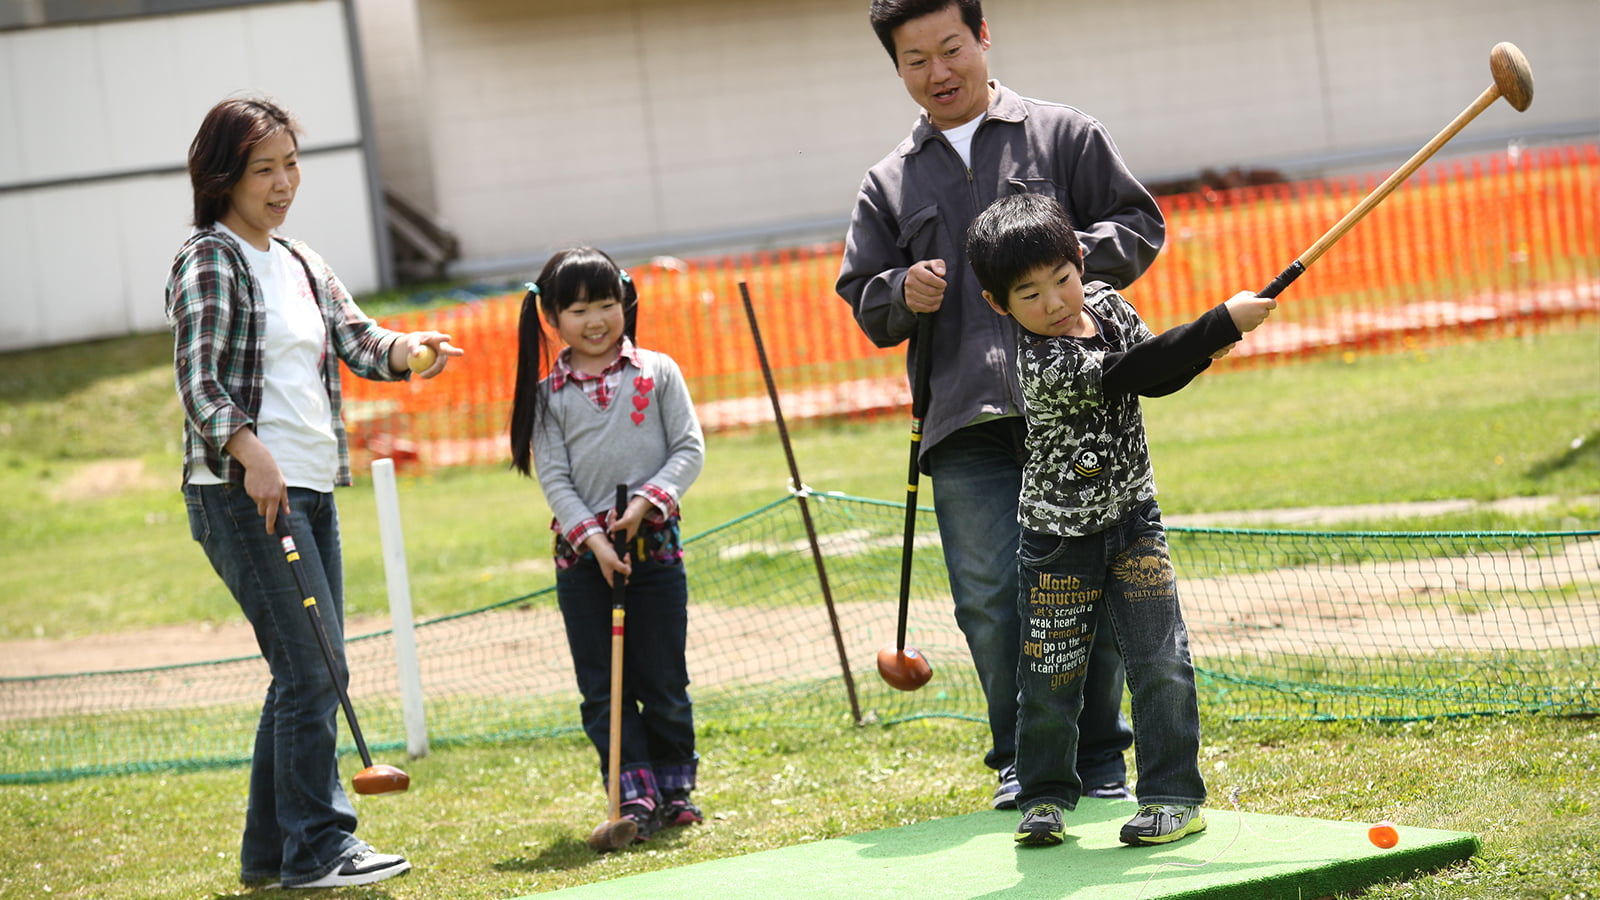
[548,337,642,409]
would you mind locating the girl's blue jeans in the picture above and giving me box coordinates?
[1014,499,1206,810]
[926,417,1132,787]
[184,484,365,888]
[557,552,697,798]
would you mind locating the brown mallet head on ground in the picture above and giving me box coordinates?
[1489,41,1533,112]
[586,817,638,852]
[352,763,411,795]
[877,644,933,691]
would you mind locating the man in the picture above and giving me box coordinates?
[837,0,1163,809]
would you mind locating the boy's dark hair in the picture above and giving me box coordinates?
[869,0,984,64]
[509,247,640,476]
[187,97,300,228]
[966,193,1083,306]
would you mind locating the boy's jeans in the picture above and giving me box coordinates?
[557,553,697,797]
[1013,499,1206,810]
[184,484,364,887]
[927,417,1132,787]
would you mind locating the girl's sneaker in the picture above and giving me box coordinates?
[620,798,661,843]
[663,795,704,827]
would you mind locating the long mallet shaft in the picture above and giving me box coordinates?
[280,530,410,795]
[895,313,935,653]
[876,312,934,692]
[587,484,638,851]
[1257,42,1533,299]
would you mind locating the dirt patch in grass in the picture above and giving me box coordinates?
[48,458,167,503]
[0,614,395,678]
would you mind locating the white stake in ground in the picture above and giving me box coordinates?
[372,458,429,760]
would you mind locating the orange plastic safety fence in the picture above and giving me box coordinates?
[341,144,1598,472]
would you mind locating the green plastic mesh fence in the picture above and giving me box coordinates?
[3,493,1596,784]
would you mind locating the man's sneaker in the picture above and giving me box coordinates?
[292,850,410,889]
[1085,782,1135,802]
[992,763,1021,810]
[621,798,661,843]
[663,795,704,827]
[1119,804,1207,846]
[1014,802,1065,846]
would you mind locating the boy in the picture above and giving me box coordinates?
[964,193,1275,847]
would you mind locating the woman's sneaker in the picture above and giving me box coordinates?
[1013,802,1065,846]
[663,795,704,827]
[1119,804,1206,846]
[292,849,410,888]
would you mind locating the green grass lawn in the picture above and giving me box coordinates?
[0,713,1594,899]
[2,327,1595,640]
[1,324,1597,899]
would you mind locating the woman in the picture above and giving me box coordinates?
[166,96,460,889]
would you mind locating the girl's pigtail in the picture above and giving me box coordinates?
[508,282,547,476]
[620,268,639,343]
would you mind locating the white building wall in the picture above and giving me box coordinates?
[0,0,382,352]
[399,0,1597,277]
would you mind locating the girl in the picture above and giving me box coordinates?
[167,96,461,889]
[509,247,706,843]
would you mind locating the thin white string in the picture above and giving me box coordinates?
[1131,787,1336,899]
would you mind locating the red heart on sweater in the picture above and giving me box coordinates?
[634,375,654,393]
[630,411,645,425]
[632,394,650,411]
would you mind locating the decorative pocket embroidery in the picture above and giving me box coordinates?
[630,374,653,426]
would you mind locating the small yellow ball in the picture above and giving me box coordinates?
[408,345,438,374]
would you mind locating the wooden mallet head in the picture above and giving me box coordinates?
[1489,41,1534,112]
[352,763,411,795]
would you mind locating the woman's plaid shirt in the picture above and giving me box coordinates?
[164,229,406,487]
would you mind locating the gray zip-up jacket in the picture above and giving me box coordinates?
[836,82,1164,463]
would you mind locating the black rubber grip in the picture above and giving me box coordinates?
[1257,261,1306,300]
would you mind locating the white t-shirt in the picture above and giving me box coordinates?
[942,114,982,168]
[190,224,338,491]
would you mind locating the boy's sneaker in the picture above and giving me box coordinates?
[292,850,411,888]
[620,798,661,843]
[663,795,704,827]
[1085,782,1135,801]
[1119,804,1207,846]
[1014,802,1065,846]
[992,763,1021,810]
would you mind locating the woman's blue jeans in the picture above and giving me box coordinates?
[926,418,1132,786]
[556,553,697,798]
[1014,499,1206,810]
[184,484,364,887]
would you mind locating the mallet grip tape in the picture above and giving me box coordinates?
[1258,261,1305,301]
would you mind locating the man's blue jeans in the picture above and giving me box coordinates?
[926,418,1132,786]
[184,484,365,888]
[556,553,697,799]
[1014,499,1206,810]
